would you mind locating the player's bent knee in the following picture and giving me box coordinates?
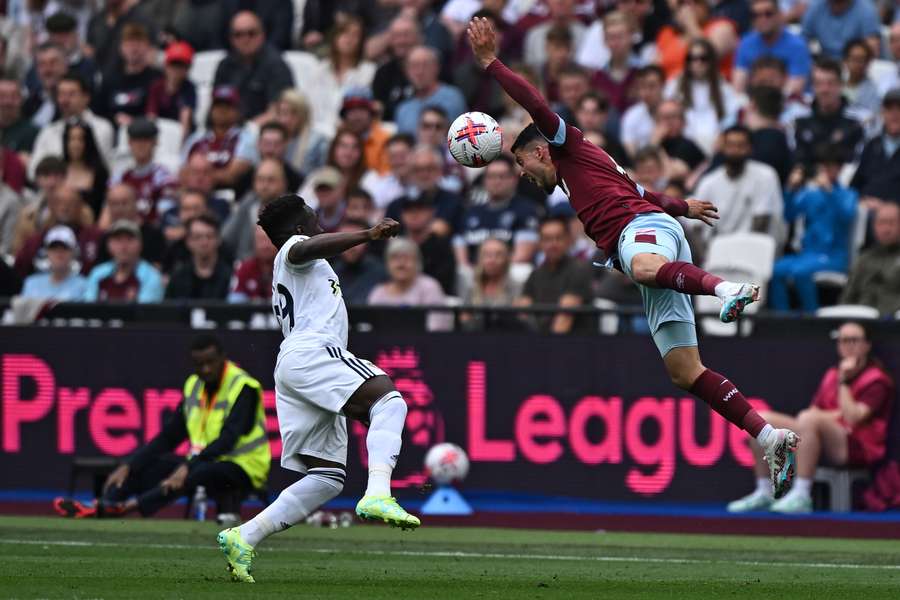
[631,253,667,286]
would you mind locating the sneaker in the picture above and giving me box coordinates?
[52,497,96,518]
[770,493,813,514]
[719,283,760,323]
[355,496,421,530]
[726,490,774,513]
[763,429,800,499]
[217,528,256,583]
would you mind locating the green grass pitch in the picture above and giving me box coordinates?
[1,516,899,599]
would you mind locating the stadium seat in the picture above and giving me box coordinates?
[509,263,533,289]
[814,466,869,512]
[593,298,619,335]
[283,51,319,91]
[814,204,870,302]
[815,305,880,319]
[189,50,225,88]
[696,232,776,336]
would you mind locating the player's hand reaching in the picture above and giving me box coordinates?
[368,218,401,241]
[468,16,498,69]
[103,463,130,493]
[685,198,719,227]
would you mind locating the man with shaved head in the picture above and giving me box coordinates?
[213,10,294,120]
[372,15,422,121]
[223,158,288,261]
[394,45,466,134]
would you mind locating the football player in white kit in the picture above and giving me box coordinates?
[218,194,420,583]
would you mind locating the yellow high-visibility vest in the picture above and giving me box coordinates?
[182,361,270,489]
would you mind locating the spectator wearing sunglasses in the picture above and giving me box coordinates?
[733,0,811,97]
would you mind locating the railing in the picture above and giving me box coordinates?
[2,297,897,338]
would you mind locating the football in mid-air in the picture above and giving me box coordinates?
[447,111,502,168]
[424,442,470,485]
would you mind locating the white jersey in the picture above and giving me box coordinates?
[271,235,349,355]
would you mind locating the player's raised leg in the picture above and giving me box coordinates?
[662,345,800,498]
[636,253,760,323]
[219,455,346,583]
[343,375,420,530]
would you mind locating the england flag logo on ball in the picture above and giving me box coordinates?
[448,111,502,168]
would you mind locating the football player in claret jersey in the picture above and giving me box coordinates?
[217,194,419,583]
[467,17,800,497]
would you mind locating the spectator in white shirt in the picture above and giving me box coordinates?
[693,125,783,245]
[29,71,114,180]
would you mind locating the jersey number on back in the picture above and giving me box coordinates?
[274,283,295,331]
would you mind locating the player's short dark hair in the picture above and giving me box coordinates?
[191,333,224,354]
[637,64,665,83]
[749,85,783,120]
[257,193,309,244]
[750,55,786,75]
[59,70,91,94]
[510,123,546,154]
[35,155,67,176]
[185,213,220,235]
[813,56,842,79]
[260,120,288,138]
[539,215,571,234]
[843,37,872,60]
[386,132,415,148]
[722,124,752,142]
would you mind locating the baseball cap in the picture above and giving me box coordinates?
[309,166,342,190]
[44,225,77,249]
[127,117,158,139]
[211,85,240,107]
[883,89,900,107]
[46,12,77,34]
[340,88,376,117]
[108,219,141,239]
[165,41,194,66]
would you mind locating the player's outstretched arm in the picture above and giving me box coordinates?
[287,218,401,264]
[467,17,560,139]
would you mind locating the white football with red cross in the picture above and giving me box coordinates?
[424,442,470,485]
[447,111,503,168]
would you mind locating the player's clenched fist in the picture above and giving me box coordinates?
[368,218,401,240]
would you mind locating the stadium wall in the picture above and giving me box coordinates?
[1,327,898,503]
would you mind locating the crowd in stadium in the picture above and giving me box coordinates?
[0,0,899,330]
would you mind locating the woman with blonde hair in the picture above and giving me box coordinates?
[275,89,330,176]
[461,238,522,331]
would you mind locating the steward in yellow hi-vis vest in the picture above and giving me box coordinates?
[52,334,271,519]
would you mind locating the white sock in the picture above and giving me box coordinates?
[238,467,345,547]
[786,477,812,499]
[714,281,743,300]
[755,424,775,448]
[364,391,407,497]
[755,477,773,497]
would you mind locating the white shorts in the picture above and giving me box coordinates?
[274,345,386,473]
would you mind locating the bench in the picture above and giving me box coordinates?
[814,466,870,512]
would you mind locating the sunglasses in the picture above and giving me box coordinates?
[837,336,865,344]
[231,29,261,38]
[688,54,711,63]
[752,9,776,18]
[419,121,444,130]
